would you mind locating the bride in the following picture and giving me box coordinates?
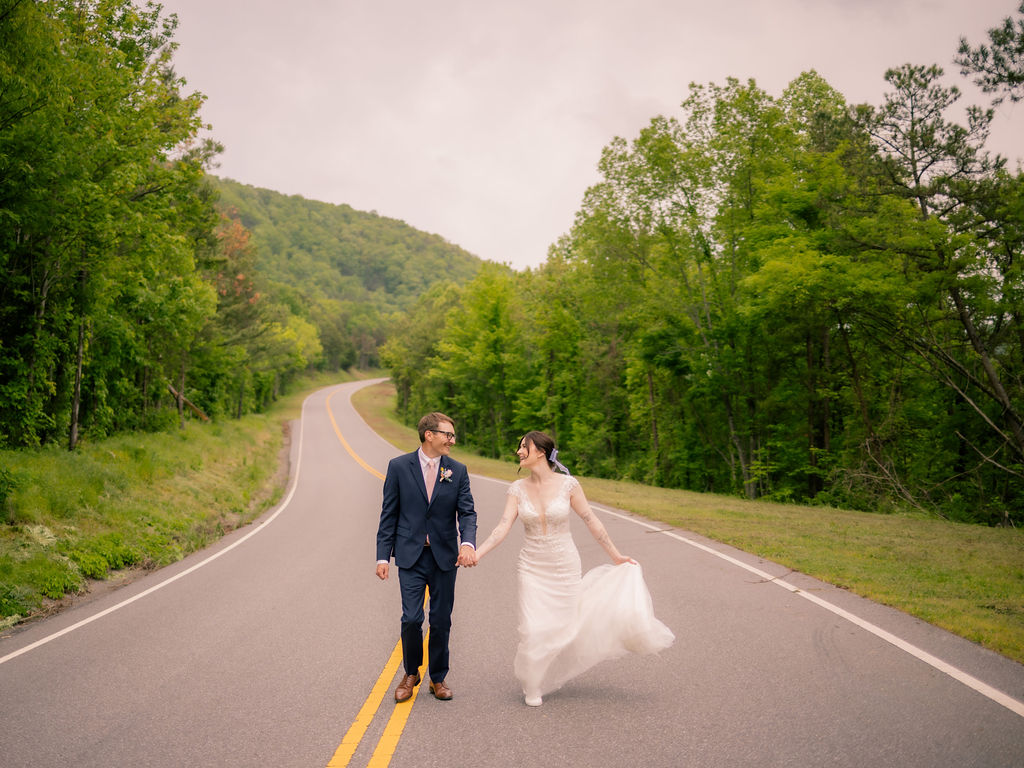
[472,431,674,706]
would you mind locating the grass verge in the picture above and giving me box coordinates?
[352,380,1024,665]
[0,370,362,631]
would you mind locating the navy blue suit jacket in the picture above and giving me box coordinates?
[376,451,476,570]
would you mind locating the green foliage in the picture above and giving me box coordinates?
[384,63,1023,526]
[0,0,219,446]
[0,465,15,515]
[63,534,140,578]
[956,0,1024,105]
[0,551,81,611]
[211,176,484,372]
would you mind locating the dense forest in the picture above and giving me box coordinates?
[385,5,1024,527]
[0,0,482,451]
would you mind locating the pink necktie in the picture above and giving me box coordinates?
[425,459,437,501]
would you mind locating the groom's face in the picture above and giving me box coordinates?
[423,421,456,458]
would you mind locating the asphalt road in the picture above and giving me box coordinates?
[2,379,1023,767]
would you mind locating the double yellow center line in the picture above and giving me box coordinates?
[324,389,428,768]
[326,636,430,767]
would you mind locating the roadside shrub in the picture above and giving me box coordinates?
[64,534,141,579]
[0,465,16,524]
[0,580,30,616]
[3,552,82,606]
[69,550,108,579]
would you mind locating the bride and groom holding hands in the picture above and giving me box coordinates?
[375,411,673,707]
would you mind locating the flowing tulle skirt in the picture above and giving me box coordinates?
[514,535,674,700]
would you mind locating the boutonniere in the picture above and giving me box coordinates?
[439,467,453,483]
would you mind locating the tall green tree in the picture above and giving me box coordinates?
[428,265,526,457]
[957,0,1024,105]
[0,0,218,447]
[380,284,462,423]
[853,64,1023,515]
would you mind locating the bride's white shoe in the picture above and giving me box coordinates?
[524,695,542,707]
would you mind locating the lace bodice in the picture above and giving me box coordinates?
[509,475,580,540]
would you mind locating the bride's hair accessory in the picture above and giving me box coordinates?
[549,448,571,476]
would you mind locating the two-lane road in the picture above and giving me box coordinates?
[2,380,1023,767]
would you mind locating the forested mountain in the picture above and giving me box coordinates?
[384,7,1024,527]
[211,178,485,370]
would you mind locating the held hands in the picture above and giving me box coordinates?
[458,544,478,568]
[377,546,478,579]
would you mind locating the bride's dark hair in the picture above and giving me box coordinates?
[519,430,557,469]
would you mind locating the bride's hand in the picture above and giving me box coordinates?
[614,555,638,566]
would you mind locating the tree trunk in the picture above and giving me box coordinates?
[949,285,1024,462]
[822,327,831,454]
[68,318,85,451]
[647,368,660,478]
[141,365,149,420]
[805,327,831,497]
[806,333,818,496]
[177,359,186,429]
[725,397,755,499]
[838,317,876,443]
[166,382,209,421]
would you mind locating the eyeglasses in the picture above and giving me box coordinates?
[430,429,456,442]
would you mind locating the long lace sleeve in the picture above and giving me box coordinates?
[569,476,629,563]
[474,487,520,560]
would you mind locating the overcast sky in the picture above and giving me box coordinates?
[160,0,1023,270]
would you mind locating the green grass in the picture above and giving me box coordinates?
[0,370,362,630]
[352,381,1024,665]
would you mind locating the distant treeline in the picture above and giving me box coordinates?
[0,0,481,450]
[385,7,1024,526]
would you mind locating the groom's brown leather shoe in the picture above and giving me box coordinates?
[394,672,420,703]
[429,679,453,700]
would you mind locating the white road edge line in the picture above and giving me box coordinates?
[0,398,308,667]
[592,502,1024,720]
[474,473,1023,718]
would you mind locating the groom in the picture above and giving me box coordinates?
[375,412,477,702]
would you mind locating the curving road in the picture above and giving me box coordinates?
[2,379,1023,767]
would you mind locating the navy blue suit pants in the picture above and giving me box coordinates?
[398,544,457,682]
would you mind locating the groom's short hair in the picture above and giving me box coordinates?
[418,412,454,443]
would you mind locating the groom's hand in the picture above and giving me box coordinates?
[376,562,389,580]
[457,545,477,568]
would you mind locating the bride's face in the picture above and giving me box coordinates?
[517,439,543,467]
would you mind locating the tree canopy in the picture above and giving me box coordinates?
[957,0,1024,105]
[385,61,1023,526]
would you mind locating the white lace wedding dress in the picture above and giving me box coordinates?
[509,475,674,704]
